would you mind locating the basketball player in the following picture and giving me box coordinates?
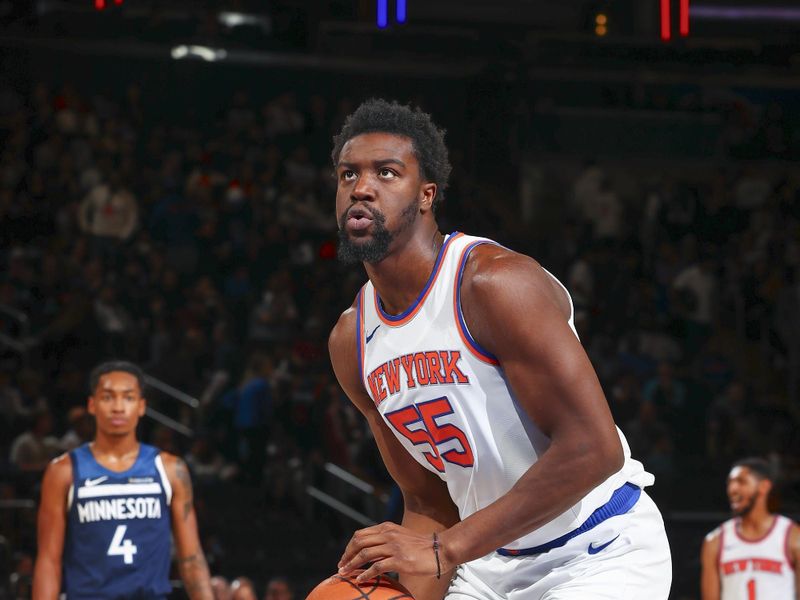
[700,457,800,599]
[329,99,671,600]
[32,360,214,599]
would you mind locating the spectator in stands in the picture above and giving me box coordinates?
[211,575,233,600]
[231,577,258,600]
[9,411,60,472]
[59,406,94,451]
[222,353,274,483]
[78,172,139,254]
[264,576,293,600]
[185,434,238,485]
[672,248,717,357]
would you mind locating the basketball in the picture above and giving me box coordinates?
[305,572,414,600]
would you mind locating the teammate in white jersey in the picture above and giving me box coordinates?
[33,360,213,599]
[329,99,671,600]
[701,457,800,600]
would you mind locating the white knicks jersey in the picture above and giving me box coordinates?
[719,516,796,600]
[356,232,653,550]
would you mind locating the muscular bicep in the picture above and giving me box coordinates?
[329,308,458,519]
[463,248,621,458]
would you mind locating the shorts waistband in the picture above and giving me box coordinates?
[496,482,641,557]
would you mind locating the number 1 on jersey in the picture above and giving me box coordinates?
[747,578,756,600]
[108,525,137,564]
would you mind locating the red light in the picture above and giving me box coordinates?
[679,0,690,36]
[95,0,105,9]
[114,0,124,4]
[660,0,671,41]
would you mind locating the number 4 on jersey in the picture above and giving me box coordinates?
[108,525,137,564]
[385,396,474,472]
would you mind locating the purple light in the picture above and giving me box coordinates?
[692,5,800,21]
[397,0,407,23]
[377,0,388,28]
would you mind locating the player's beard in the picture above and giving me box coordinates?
[337,201,418,264]
[732,492,759,517]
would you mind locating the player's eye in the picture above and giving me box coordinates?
[378,168,396,179]
[340,170,356,181]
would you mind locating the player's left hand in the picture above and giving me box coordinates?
[337,522,442,582]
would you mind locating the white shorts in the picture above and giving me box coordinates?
[446,490,672,600]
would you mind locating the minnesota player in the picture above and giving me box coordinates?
[329,99,671,600]
[33,360,213,599]
[701,458,800,600]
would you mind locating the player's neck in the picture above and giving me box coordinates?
[92,433,140,459]
[738,507,775,538]
[365,227,444,315]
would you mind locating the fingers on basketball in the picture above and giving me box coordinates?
[306,571,414,600]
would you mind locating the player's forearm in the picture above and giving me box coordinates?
[32,558,62,600]
[177,552,214,600]
[399,507,458,600]
[439,437,622,568]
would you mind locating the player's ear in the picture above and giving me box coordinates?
[138,396,146,417]
[87,396,96,415]
[420,182,437,212]
[759,478,773,497]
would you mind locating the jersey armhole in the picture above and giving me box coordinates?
[355,285,368,391]
[67,449,79,511]
[155,454,173,506]
[717,525,725,567]
[453,241,499,366]
[784,520,797,568]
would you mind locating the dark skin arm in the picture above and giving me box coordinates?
[32,454,72,600]
[790,524,800,600]
[330,306,460,600]
[700,528,721,600]
[338,245,624,578]
[163,454,213,600]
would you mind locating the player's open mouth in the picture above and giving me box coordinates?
[346,207,374,232]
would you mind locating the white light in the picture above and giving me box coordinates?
[170,45,227,62]
[218,11,271,32]
[170,45,189,59]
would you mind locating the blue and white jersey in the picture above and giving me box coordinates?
[64,443,173,599]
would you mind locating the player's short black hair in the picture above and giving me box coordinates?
[733,457,774,482]
[331,98,452,208]
[88,360,146,395]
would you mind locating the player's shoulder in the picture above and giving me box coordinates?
[329,294,360,355]
[704,524,724,544]
[462,243,566,314]
[42,452,74,488]
[157,450,181,470]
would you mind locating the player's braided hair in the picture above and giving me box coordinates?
[331,98,452,209]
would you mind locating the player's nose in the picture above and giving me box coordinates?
[351,173,376,202]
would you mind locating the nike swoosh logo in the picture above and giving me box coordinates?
[588,534,620,555]
[365,325,380,344]
[84,476,109,487]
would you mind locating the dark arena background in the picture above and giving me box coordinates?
[1,1,799,598]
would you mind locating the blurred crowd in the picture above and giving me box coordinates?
[0,77,798,596]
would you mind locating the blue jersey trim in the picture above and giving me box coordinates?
[455,240,499,364]
[356,287,364,383]
[375,231,459,323]
[497,482,641,556]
